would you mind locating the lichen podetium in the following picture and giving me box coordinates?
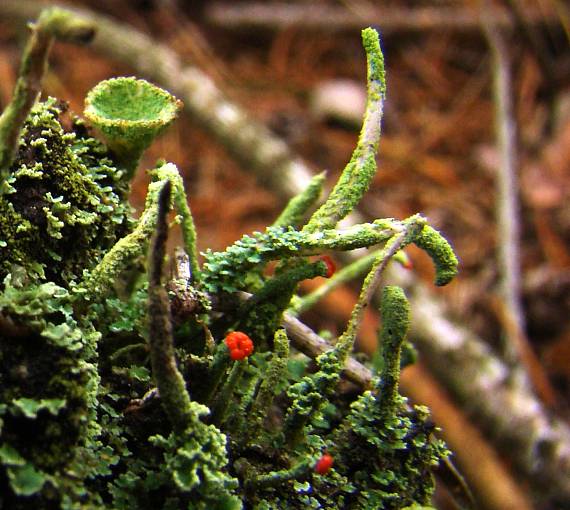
[0,9,458,509]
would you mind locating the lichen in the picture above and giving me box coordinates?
[0,13,459,510]
[0,277,102,508]
[84,77,183,178]
[0,98,131,286]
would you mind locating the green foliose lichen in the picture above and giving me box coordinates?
[331,393,446,509]
[0,278,102,508]
[0,98,131,286]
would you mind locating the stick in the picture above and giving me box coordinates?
[206,2,555,33]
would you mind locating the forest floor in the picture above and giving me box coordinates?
[0,1,569,509]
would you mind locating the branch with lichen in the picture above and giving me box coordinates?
[291,250,379,315]
[202,219,402,294]
[0,10,456,508]
[209,359,247,426]
[2,3,567,507]
[240,457,313,491]
[144,180,240,506]
[282,218,425,445]
[203,213,456,297]
[25,6,560,499]
[375,286,411,412]
[147,179,193,433]
[236,259,329,343]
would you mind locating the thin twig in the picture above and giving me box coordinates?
[481,5,525,368]
[482,0,558,409]
[206,2,555,33]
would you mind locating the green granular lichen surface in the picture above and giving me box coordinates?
[86,77,180,122]
[0,98,131,286]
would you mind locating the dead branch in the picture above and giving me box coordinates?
[482,4,557,406]
[205,2,555,34]
[481,7,525,365]
[402,364,532,510]
[282,311,373,388]
[392,266,570,504]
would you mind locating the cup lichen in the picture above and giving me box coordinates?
[84,77,183,178]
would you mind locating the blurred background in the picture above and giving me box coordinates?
[0,1,569,509]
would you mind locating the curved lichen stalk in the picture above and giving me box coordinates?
[77,162,199,299]
[202,219,405,294]
[303,27,386,233]
[413,224,459,286]
[0,7,95,177]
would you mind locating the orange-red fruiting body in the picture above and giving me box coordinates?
[242,340,254,356]
[320,256,336,278]
[314,453,334,475]
[230,348,246,361]
[225,331,250,350]
[225,331,254,361]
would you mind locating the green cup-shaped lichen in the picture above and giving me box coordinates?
[84,77,182,177]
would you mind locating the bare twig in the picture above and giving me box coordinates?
[248,308,374,388]
[206,2,554,33]
[481,6,525,367]
[481,4,556,407]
